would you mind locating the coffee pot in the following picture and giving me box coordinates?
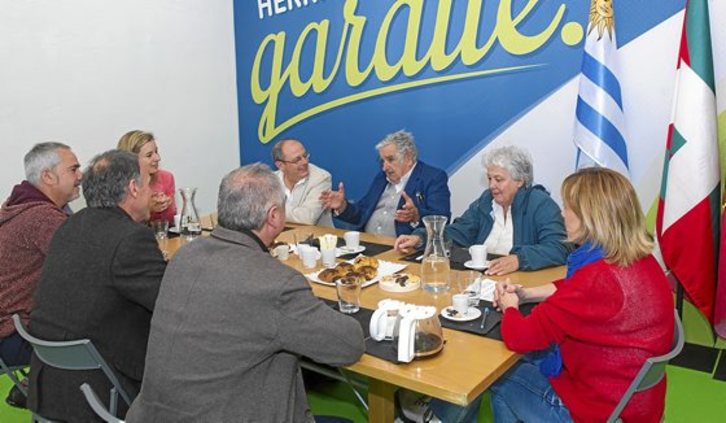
[397,305,444,363]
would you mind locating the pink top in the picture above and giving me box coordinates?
[150,169,176,224]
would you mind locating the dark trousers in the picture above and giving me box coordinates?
[0,331,32,367]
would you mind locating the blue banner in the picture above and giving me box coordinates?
[234,0,682,199]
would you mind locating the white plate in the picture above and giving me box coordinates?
[440,306,482,322]
[336,245,365,257]
[306,256,408,288]
[464,260,489,270]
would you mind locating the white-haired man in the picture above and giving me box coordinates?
[320,130,451,236]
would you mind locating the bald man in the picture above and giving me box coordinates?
[272,139,333,226]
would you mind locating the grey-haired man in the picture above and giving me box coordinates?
[0,142,81,407]
[128,163,364,422]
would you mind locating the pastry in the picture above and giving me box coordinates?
[355,265,377,280]
[335,262,355,273]
[353,256,378,270]
[339,273,365,285]
[379,273,421,293]
[318,268,343,283]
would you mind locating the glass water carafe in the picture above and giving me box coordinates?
[179,187,201,241]
[420,215,450,293]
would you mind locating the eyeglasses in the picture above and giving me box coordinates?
[278,152,310,164]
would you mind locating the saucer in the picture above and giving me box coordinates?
[336,245,365,256]
[464,260,488,270]
[440,306,482,322]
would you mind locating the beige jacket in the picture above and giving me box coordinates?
[276,163,334,227]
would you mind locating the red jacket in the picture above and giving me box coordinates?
[502,255,674,422]
[0,182,67,337]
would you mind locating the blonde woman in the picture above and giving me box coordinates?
[118,130,176,224]
[488,167,674,422]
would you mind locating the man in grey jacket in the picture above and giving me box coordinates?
[127,163,365,423]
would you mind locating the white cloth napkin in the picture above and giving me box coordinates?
[467,278,497,302]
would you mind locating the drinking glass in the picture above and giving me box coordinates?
[459,271,482,307]
[336,279,361,314]
[150,220,169,240]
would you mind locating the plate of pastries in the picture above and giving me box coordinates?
[307,255,408,288]
[378,273,421,293]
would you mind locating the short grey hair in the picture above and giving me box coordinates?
[271,139,300,162]
[82,150,143,208]
[375,130,418,162]
[24,142,71,186]
[483,146,533,187]
[217,163,285,231]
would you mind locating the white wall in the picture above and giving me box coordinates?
[0,0,240,213]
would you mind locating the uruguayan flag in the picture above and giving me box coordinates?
[574,1,629,176]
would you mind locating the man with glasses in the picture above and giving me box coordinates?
[273,139,333,226]
[320,130,451,237]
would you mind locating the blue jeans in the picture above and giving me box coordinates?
[430,394,482,423]
[429,351,572,423]
[490,361,572,423]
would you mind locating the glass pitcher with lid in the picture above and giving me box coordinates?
[179,187,201,241]
[420,215,450,293]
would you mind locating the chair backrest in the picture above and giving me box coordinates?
[607,309,685,423]
[80,383,125,423]
[12,314,133,410]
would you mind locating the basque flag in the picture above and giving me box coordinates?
[574,0,629,176]
[656,0,719,325]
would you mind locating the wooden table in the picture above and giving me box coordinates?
[160,224,565,422]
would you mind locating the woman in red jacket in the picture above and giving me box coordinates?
[492,167,674,422]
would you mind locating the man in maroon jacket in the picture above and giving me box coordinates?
[0,142,82,406]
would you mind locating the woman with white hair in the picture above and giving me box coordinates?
[395,145,571,275]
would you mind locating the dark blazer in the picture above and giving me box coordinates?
[336,160,451,236]
[28,206,166,422]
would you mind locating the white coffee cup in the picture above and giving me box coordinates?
[274,244,290,261]
[344,231,360,250]
[452,294,470,315]
[320,246,336,268]
[299,245,319,269]
[173,213,181,230]
[469,244,487,267]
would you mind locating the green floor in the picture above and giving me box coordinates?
[2,364,725,422]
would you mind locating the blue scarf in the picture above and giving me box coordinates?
[539,242,604,377]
